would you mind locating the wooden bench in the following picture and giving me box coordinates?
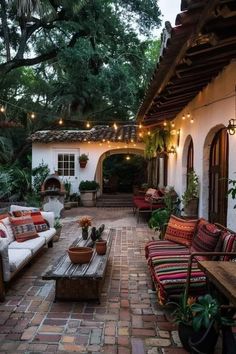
[42,229,112,302]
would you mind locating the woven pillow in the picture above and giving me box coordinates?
[12,210,31,217]
[10,216,38,243]
[219,231,236,261]
[145,188,157,202]
[30,211,49,233]
[190,222,221,260]
[164,215,198,247]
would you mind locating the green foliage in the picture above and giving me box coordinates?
[182,170,199,208]
[144,128,172,159]
[228,176,236,208]
[171,293,235,332]
[79,154,89,162]
[32,162,50,193]
[79,180,100,191]
[54,217,62,230]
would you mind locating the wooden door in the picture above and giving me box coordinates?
[209,129,228,225]
[187,138,194,187]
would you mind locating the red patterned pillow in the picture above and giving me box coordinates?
[164,215,198,247]
[190,222,221,260]
[0,229,7,238]
[10,216,38,242]
[220,231,236,261]
[12,210,31,217]
[0,213,9,220]
[145,188,157,202]
[30,211,49,233]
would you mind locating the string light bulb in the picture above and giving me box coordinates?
[148,130,151,135]
[126,155,130,160]
[163,121,167,127]
[30,112,35,119]
[59,118,63,125]
[86,121,90,128]
[0,106,5,113]
[139,123,142,129]
[171,121,175,128]
[190,117,194,124]
[187,112,191,119]
[182,114,186,120]
[113,122,118,130]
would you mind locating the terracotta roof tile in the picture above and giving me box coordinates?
[30,125,143,144]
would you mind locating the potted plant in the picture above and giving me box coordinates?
[77,215,92,240]
[53,217,62,242]
[79,153,89,168]
[170,293,234,353]
[182,170,199,217]
[79,180,100,207]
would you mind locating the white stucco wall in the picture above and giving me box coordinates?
[167,60,236,229]
[32,140,144,195]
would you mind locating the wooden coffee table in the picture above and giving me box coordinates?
[42,229,112,302]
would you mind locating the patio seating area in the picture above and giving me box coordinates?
[0,207,226,353]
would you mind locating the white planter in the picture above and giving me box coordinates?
[80,190,97,207]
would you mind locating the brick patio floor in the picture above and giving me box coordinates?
[0,207,224,353]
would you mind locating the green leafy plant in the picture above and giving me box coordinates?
[79,154,89,162]
[79,180,100,191]
[171,293,235,331]
[182,170,199,208]
[54,217,62,230]
[228,177,236,208]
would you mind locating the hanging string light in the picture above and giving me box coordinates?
[182,114,186,120]
[171,121,175,128]
[163,121,167,127]
[139,123,142,129]
[113,122,118,130]
[59,118,63,125]
[0,106,5,113]
[187,112,191,119]
[30,112,35,119]
[86,121,91,128]
[190,117,194,124]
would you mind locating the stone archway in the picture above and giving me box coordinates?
[95,148,144,195]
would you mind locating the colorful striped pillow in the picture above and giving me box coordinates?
[164,215,198,247]
[220,231,236,261]
[30,211,49,233]
[10,216,39,242]
[190,222,221,260]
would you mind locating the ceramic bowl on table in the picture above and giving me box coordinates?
[68,247,93,264]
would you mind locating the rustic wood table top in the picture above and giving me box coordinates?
[198,261,236,307]
[42,229,112,280]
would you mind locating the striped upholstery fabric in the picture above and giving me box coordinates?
[30,212,49,233]
[145,239,188,259]
[10,216,39,242]
[220,231,236,261]
[190,222,221,260]
[151,256,206,304]
[164,215,198,247]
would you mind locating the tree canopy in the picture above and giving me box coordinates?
[0,0,162,163]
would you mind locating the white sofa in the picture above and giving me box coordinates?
[0,205,56,301]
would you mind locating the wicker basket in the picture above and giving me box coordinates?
[68,247,93,264]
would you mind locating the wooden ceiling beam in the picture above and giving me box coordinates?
[187,37,236,56]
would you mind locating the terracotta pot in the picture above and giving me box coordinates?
[68,247,93,264]
[79,160,87,168]
[96,240,107,255]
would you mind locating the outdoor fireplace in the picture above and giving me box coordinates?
[41,174,66,217]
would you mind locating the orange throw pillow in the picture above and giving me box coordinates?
[10,216,38,242]
[164,215,198,247]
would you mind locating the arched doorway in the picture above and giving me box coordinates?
[102,153,147,193]
[209,128,228,225]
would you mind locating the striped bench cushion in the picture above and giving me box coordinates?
[145,240,188,259]
[151,256,206,304]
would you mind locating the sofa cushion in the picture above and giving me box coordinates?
[38,228,56,242]
[164,215,198,247]
[152,257,206,304]
[40,211,55,228]
[0,217,15,243]
[9,236,45,255]
[220,231,236,261]
[30,211,49,233]
[10,205,39,212]
[145,240,188,260]
[190,222,222,260]
[10,216,39,243]
[8,248,32,274]
[0,213,10,220]
[0,229,7,238]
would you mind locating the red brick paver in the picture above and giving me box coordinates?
[0,207,224,353]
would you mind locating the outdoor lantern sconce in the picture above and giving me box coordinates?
[168,145,176,154]
[227,118,236,135]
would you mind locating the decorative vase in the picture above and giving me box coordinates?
[82,227,89,240]
[79,161,87,168]
[96,240,107,255]
[178,321,218,354]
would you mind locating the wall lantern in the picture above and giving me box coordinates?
[168,145,176,154]
[227,118,236,135]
